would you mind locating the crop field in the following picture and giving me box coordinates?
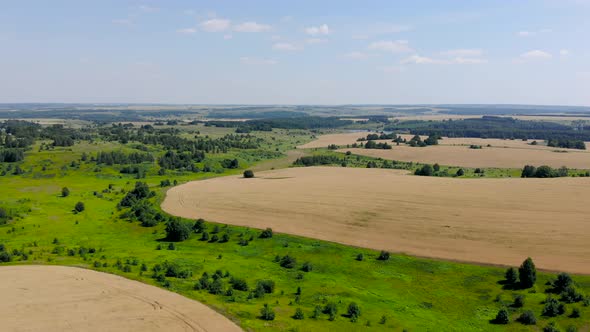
[162,166,590,274]
[0,265,241,332]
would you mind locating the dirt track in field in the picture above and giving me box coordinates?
[0,265,242,332]
[162,167,590,274]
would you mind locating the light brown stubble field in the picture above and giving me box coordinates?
[162,167,590,274]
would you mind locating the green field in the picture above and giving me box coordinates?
[1,124,589,331]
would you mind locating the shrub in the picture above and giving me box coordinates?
[259,228,273,238]
[377,251,390,261]
[324,302,338,321]
[542,297,564,317]
[193,218,206,233]
[560,286,584,303]
[455,168,465,176]
[165,219,191,242]
[220,233,230,243]
[519,257,536,288]
[208,278,223,295]
[505,267,518,284]
[553,272,574,293]
[513,294,525,308]
[570,307,581,318]
[494,308,509,324]
[0,251,12,262]
[243,170,254,178]
[293,308,305,320]
[260,304,275,321]
[312,305,322,319]
[279,255,297,268]
[61,187,70,197]
[415,164,434,176]
[347,302,361,322]
[543,322,560,332]
[200,231,209,241]
[230,277,249,291]
[74,202,85,213]
[210,234,219,242]
[256,280,275,294]
[517,310,537,325]
[301,261,313,272]
[356,253,364,261]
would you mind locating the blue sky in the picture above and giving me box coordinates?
[1,0,589,105]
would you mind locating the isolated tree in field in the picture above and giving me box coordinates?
[293,308,305,320]
[505,267,518,285]
[519,257,537,288]
[347,302,361,322]
[553,272,573,293]
[279,255,297,268]
[165,218,191,242]
[74,201,85,213]
[433,163,440,172]
[260,304,275,321]
[494,308,509,324]
[259,228,273,238]
[377,251,390,261]
[243,170,254,178]
[61,187,70,197]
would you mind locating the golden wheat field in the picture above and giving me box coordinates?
[162,167,590,274]
[0,265,242,332]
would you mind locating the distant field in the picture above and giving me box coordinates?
[162,167,590,274]
[0,265,241,332]
[298,132,590,168]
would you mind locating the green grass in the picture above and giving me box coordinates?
[1,135,589,332]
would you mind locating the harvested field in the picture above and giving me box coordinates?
[339,145,590,168]
[297,131,371,149]
[162,167,590,274]
[0,265,242,332]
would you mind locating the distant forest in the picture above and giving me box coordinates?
[387,116,590,145]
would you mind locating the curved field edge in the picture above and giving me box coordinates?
[0,265,242,332]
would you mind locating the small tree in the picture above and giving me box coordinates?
[356,253,364,261]
[518,310,537,325]
[570,307,581,318]
[260,304,275,321]
[74,202,85,213]
[513,294,525,308]
[455,168,465,176]
[553,272,573,293]
[347,302,361,322]
[61,187,70,197]
[165,219,191,242]
[259,228,273,238]
[324,302,338,321]
[519,257,537,288]
[301,261,313,272]
[494,308,509,324]
[243,170,255,178]
[193,218,205,233]
[377,251,390,261]
[279,255,297,268]
[505,267,518,285]
[293,308,305,320]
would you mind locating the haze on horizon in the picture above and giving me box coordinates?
[1,0,589,106]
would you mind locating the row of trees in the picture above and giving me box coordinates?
[521,165,569,178]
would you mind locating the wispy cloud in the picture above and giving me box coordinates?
[368,40,413,53]
[305,24,330,35]
[520,50,552,59]
[177,28,197,34]
[138,5,158,13]
[200,18,231,32]
[517,28,552,37]
[377,65,405,73]
[240,57,278,65]
[306,38,327,44]
[401,55,449,65]
[234,22,271,33]
[560,49,570,56]
[272,42,301,51]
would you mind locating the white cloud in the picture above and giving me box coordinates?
[306,38,327,44]
[440,49,484,57]
[401,55,449,65]
[177,28,197,34]
[200,18,231,32]
[520,50,552,59]
[223,34,233,40]
[240,57,278,65]
[272,42,301,51]
[344,52,371,60]
[518,31,532,37]
[560,49,570,56]
[305,24,330,35]
[234,21,271,33]
[368,40,413,53]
